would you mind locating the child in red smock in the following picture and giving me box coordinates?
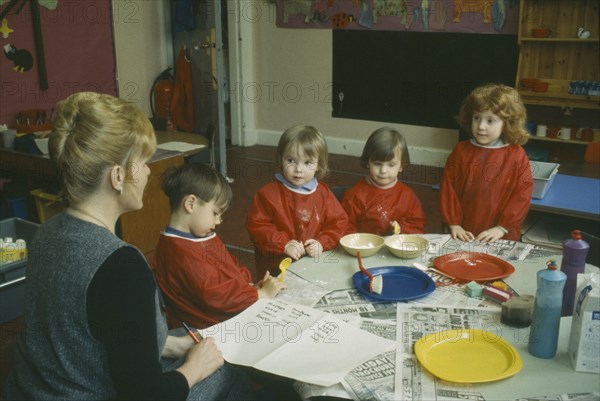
[246,125,351,277]
[440,83,533,242]
[153,163,286,329]
[341,127,426,235]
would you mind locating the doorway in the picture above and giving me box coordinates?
[168,0,230,176]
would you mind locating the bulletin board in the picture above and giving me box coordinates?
[332,29,519,129]
[0,0,117,127]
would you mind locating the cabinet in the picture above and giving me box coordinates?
[515,0,599,110]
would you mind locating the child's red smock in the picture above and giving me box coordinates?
[153,231,258,329]
[439,140,533,240]
[246,181,351,277]
[341,178,427,235]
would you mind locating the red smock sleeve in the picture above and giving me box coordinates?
[153,234,258,329]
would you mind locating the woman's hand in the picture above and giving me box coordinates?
[162,335,194,359]
[257,271,287,299]
[304,239,323,258]
[177,337,224,388]
[475,226,505,243]
[285,240,305,260]
[449,225,475,242]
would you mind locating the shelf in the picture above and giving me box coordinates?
[515,0,599,112]
[527,136,590,145]
[520,37,599,43]
[520,92,600,110]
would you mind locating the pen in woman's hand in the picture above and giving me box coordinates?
[182,321,201,344]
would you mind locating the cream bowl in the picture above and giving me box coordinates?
[339,233,385,257]
[385,235,429,259]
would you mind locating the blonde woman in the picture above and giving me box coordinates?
[4,92,252,400]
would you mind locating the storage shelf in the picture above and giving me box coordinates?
[520,92,600,110]
[520,37,599,43]
[515,0,599,114]
[527,136,590,145]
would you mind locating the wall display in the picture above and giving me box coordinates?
[277,0,519,34]
[0,0,117,126]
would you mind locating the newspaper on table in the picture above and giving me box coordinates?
[395,304,501,401]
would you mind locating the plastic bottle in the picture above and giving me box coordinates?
[528,260,567,359]
[561,230,589,316]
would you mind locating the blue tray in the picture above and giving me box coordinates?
[352,266,435,302]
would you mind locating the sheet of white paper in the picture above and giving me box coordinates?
[199,299,396,387]
[157,141,206,153]
[34,137,49,155]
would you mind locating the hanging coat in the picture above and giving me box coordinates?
[170,47,194,133]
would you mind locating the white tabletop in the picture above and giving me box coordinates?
[284,236,600,400]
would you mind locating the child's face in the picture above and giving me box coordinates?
[282,147,318,187]
[471,110,503,146]
[190,199,223,237]
[367,152,402,188]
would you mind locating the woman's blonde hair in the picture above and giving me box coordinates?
[360,127,410,169]
[49,92,156,204]
[456,83,529,145]
[276,125,329,179]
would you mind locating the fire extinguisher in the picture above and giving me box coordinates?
[150,67,174,129]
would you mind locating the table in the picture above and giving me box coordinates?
[530,174,600,220]
[0,131,207,253]
[281,236,600,400]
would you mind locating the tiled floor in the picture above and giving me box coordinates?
[219,145,443,280]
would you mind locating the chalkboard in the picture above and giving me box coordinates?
[332,30,518,129]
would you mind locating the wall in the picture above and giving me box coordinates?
[112,1,456,166]
[238,2,457,166]
[112,0,170,116]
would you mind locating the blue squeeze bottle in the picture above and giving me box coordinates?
[528,260,567,359]
[560,230,589,316]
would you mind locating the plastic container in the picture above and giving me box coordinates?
[530,161,559,199]
[0,217,39,323]
[561,230,590,316]
[501,294,534,327]
[528,260,567,359]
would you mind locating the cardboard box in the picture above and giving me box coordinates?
[0,218,39,323]
[530,161,559,199]
[568,275,600,373]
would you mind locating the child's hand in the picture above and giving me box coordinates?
[304,239,323,258]
[285,240,305,260]
[449,225,475,242]
[257,271,287,299]
[475,226,504,242]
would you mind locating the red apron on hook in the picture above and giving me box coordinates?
[171,47,194,133]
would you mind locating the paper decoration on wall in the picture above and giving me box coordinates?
[0,0,117,126]
[0,18,13,38]
[276,0,519,34]
[3,44,33,72]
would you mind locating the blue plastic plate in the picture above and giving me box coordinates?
[352,266,436,302]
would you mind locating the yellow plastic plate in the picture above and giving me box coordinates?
[414,329,523,383]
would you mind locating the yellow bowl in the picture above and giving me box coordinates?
[385,235,429,259]
[339,233,385,257]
